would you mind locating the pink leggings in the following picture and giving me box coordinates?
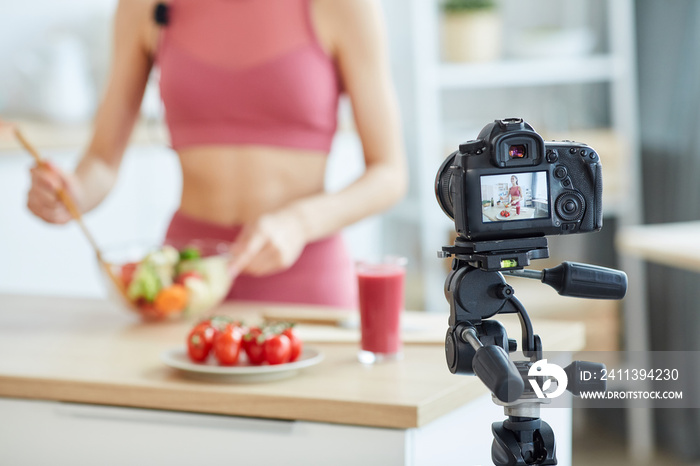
[165,210,358,309]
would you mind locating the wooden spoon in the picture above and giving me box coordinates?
[13,127,130,301]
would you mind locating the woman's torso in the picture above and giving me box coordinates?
[146,0,338,225]
[177,146,326,224]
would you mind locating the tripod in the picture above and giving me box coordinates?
[440,237,627,465]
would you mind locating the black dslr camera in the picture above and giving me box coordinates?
[435,119,626,465]
[435,118,603,242]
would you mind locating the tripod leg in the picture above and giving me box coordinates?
[491,419,557,466]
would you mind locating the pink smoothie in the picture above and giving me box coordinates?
[357,264,405,354]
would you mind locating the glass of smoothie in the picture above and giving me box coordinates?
[356,256,407,364]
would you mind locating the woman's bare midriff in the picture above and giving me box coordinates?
[176,145,328,226]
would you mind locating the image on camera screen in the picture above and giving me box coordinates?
[480,171,549,223]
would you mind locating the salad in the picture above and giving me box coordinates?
[118,245,231,320]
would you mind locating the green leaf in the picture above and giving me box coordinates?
[179,247,202,261]
[443,0,496,12]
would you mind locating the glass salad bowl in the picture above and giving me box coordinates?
[100,239,235,322]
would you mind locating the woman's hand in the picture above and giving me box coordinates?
[27,162,83,224]
[229,208,308,277]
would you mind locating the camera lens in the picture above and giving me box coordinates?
[435,151,458,220]
[508,145,527,159]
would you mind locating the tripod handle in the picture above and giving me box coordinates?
[542,262,627,300]
[564,360,607,395]
[473,345,525,403]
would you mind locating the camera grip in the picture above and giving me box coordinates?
[472,345,525,403]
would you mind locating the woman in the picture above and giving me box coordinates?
[508,175,522,216]
[26,0,407,308]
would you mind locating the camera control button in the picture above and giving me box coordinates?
[580,149,588,157]
[562,222,579,232]
[546,149,559,163]
[561,177,573,188]
[554,166,568,179]
[569,147,577,154]
[555,191,586,222]
[589,152,599,161]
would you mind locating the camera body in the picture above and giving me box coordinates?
[436,118,603,241]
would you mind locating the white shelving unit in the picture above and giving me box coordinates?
[438,55,617,89]
[405,0,650,459]
[407,0,641,313]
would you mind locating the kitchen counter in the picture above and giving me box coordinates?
[615,220,700,458]
[482,205,537,222]
[0,294,584,428]
[616,220,700,272]
[0,294,585,465]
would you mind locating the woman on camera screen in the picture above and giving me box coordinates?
[509,175,522,216]
[25,0,408,308]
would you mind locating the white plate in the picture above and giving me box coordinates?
[161,346,324,383]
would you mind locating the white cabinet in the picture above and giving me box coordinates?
[0,396,572,466]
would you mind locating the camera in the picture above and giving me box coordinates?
[435,118,603,241]
[434,119,625,465]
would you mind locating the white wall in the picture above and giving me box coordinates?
[0,145,180,298]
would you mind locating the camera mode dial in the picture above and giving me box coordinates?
[459,139,487,155]
[555,191,586,222]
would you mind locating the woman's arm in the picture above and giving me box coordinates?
[293,0,408,237]
[231,0,407,276]
[27,0,155,223]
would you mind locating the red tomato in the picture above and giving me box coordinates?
[213,324,244,366]
[187,322,217,363]
[134,298,165,320]
[121,262,139,287]
[264,334,291,365]
[282,327,303,362]
[175,271,203,286]
[243,327,267,365]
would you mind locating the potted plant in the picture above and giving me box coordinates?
[441,0,502,63]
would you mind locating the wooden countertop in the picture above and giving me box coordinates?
[0,294,585,429]
[616,221,700,273]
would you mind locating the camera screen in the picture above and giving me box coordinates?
[480,172,549,223]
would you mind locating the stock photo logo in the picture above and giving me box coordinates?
[528,359,568,399]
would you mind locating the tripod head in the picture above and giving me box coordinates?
[440,236,627,465]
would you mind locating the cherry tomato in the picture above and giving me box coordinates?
[187,321,217,363]
[213,323,244,365]
[264,334,291,365]
[243,327,267,365]
[135,298,165,321]
[282,327,303,362]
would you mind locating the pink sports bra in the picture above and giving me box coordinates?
[156,0,341,152]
